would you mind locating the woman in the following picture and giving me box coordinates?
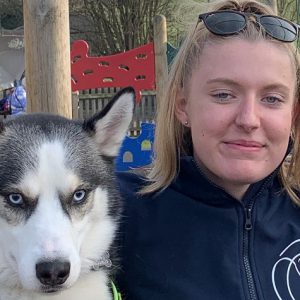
[116,0,300,299]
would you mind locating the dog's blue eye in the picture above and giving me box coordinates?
[73,190,86,203]
[8,193,24,205]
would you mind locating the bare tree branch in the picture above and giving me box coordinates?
[70,0,178,55]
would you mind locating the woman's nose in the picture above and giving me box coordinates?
[235,98,260,132]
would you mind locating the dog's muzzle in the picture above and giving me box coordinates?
[36,259,70,287]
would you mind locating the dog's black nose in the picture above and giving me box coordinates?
[36,259,70,286]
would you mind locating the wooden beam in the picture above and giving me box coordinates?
[23,0,72,117]
[153,15,168,112]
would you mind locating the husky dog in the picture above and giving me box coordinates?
[0,87,135,300]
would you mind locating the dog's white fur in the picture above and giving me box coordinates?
[0,88,135,299]
[0,142,115,299]
[0,272,111,300]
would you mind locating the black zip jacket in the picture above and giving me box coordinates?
[116,156,300,300]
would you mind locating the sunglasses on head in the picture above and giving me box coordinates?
[198,10,300,43]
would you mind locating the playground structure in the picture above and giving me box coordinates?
[71,41,155,103]
[70,40,158,123]
[22,1,168,170]
[71,43,158,169]
[71,15,177,125]
[23,1,168,117]
[70,38,161,170]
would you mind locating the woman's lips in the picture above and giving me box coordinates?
[224,140,265,151]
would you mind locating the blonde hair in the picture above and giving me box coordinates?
[141,0,300,203]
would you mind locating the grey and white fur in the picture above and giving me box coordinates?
[0,87,135,300]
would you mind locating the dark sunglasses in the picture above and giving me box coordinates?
[198,10,300,43]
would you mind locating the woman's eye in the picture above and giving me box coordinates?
[8,193,24,206]
[263,96,283,105]
[212,92,233,102]
[217,93,230,98]
[73,190,86,203]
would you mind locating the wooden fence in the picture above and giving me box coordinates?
[73,88,156,135]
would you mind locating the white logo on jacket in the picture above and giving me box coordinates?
[272,239,300,300]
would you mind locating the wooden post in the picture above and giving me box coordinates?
[72,91,79,119]
[153,15,168,111]
[23,0,72,118]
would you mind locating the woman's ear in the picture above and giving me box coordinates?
[175,88,189,125]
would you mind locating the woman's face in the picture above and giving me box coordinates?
[175,39,297,199]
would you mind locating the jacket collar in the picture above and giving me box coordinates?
[171,156,280,207]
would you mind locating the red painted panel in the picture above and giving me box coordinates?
[71,40,156,102]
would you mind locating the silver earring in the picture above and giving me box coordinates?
[184,121,189,126]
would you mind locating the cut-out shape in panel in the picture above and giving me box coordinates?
[141,140,152,151]
[123,151,133,163]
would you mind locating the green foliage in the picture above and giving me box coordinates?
[259,0,299,22]
[0,0,23,29]
[165,0,207,47]
[276,0,299,22]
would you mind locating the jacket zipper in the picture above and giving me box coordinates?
[242,172,274,300]
[192,158,278,300]
[243,204,257,300]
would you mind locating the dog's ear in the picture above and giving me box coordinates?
[83,87,135,157]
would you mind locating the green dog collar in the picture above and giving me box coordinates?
[111,281,122,300]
